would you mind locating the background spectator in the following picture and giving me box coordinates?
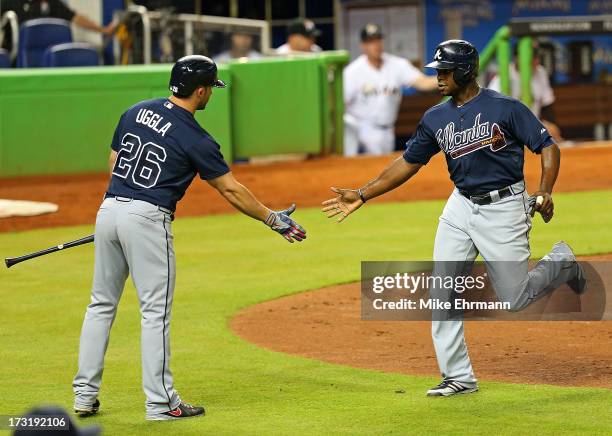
[1,0,116,53]
[343,24,438,156]
[214,31,263,63]
[276,18,321,54]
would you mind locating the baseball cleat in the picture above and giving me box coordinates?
[74,399,100,417]
[567,261,587,294]
[147,402,205,421]
[427,380,478,397]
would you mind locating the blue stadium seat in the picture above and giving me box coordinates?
[0,49,10,68]
[42,43,100,67]
[17,18,72,67]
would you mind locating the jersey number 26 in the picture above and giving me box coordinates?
[112,133,167,188]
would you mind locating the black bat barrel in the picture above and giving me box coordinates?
[5,234,94,268]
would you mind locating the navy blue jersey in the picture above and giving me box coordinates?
[403,88,554,194]
[106,98,230,211]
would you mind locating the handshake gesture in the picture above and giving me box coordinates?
[321,187,365,223]
[265,204,306,243]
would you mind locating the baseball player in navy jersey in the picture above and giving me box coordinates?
[72,55,306,420]
[323,40,585,397]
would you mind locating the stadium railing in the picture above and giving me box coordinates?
[0,10,18,63]
[113,5,271,65]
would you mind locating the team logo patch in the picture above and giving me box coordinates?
[304,20,315,31]
[435,113,508,159]
[366,24,378,34]
[361,83,400,97]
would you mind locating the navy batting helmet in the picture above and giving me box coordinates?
[425,40,479,86]
[169,55,226,97]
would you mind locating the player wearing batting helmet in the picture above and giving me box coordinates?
[73,55,306,421]
[324,39,585,397]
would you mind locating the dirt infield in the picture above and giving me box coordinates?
[231,255,612,389]
[1,144,612,233]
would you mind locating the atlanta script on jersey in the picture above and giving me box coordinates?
[403,88,554,194]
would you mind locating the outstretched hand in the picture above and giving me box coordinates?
[265,204,307,243]
[321,187,364,223]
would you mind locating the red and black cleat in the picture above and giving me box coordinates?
[156,402,205,420]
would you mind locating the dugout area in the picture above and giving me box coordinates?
[483,15,612,137]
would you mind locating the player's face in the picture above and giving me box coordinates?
[361,38,384,59]
[196,86,213,110]
[436,69,457,96]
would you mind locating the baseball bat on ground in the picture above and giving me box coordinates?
[5,234,94,268]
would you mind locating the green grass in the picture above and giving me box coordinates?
[1,190,611,435]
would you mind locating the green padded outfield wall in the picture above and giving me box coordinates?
[0,53,349,177]
[228,56,324,158]
[0,65,232,177]
[318,52,350,155]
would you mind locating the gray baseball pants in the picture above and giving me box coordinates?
[430,181,579,385]
[73,197,180,417]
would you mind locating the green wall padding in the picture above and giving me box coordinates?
[0,53,350,177]
[229,57,324,158]
[0,65,232,177]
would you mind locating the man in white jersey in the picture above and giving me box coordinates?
[276,18,322,54]
[343,24,438,156]
[488,42,562,142]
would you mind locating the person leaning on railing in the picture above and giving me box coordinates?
[1,0,117,53]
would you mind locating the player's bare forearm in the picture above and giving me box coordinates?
[532,143,560,222]
[223,185,270,221]
[208,172,306,242]
[360,157,422,201]
[207,172,270,221]
[322,157,421,222]
[538,143,560,194]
